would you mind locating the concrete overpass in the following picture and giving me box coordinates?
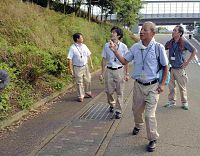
[139,0,200,25]
[139,13,200,25]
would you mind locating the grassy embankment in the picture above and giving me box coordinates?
[0,0,138,119]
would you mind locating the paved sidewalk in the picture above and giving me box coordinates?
[33,77,134,156]
[0,71,104,156]
[102,71,200,156]
[0,69,134,156]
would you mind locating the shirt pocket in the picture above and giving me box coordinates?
[148,51,157,64]
[134,53,142,65]
[82,50,88,57]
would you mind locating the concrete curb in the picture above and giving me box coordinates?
[0,69,101,129]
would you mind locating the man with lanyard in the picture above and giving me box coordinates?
[67,33,93,102]
[109,22,168,152]
[99,26,129,119]
[164,25,197,110]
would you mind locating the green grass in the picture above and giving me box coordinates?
[0,0,138,119]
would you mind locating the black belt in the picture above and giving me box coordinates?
[171,67,181,69]
[73,65,85,67]
[136,79,159,86]
[107,66,123,70]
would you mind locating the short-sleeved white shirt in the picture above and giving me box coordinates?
[102,41,128,68]
[67,43,91,66]
[124,39,168,82]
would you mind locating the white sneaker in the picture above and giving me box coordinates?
[181,103,189,110]
[164,101,176,107]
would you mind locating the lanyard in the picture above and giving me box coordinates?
[114,43,120,62]
[172,42,178,56]
[141,44,153,70]
[74,44,83,58]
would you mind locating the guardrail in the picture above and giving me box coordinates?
[193,35,200,43]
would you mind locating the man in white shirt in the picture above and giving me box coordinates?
[100,26,129,119]
[67,33,93,102]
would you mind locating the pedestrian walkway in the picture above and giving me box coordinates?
[33,78,134,156]
[0,69,135,156]
[0,71,105,156]
[101,61,200,156]
[102,86,200,156]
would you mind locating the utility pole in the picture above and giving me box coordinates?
[64,0,67,14]
[88,0,91,22]
[47,0,50,9]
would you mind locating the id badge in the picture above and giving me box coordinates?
[171,57,175,61]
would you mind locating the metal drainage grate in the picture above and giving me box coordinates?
[80,102,113,120]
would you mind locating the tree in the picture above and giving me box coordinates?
[91,0,112,21]
[113,0,142,27]
[74,0,84,16]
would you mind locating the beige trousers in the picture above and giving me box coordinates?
[73,64,91,98]
[132,81,159,141]
[168,68,188,104]
[105,68,125,113]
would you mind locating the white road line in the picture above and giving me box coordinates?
[192,36,200,47]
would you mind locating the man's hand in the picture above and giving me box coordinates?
[124,73,129,81]
[109,40,117,52]
[181,61,189,69]
[70,70,74,78]
[99,74,104,84]
[99,74,104,81]
[157,84,164,94]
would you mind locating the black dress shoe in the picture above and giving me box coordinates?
[132,127,140,135]
[147,140,157,152]
[109,106,114,113]
[85,93,93,98]
[115,111,121,119]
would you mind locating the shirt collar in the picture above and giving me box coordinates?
[139,38,155,50]
[108,40,121,45]
[74,43,82,47]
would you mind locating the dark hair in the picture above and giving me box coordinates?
[111,26,123,40]
[165,25,185,51]
[72,33,82,42]
[176,25,184,37]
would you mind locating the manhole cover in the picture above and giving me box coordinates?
[80,102,113,120]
